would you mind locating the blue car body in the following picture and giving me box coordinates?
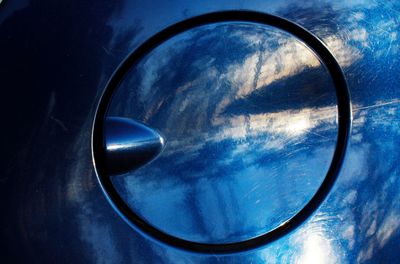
[1,0,399,263]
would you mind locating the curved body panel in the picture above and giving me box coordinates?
[1,0,399,263]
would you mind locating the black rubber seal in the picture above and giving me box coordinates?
[92,10,351,254]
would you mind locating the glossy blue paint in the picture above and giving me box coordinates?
[104,117,164,175]
[1,0,399,263]
[104,21,340,245]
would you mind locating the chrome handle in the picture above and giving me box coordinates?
[104,117,165,175]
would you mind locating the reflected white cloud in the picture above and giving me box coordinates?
[296,233,338,264]
[49,0,400,262]
[105,4,400,254]
[109,22,341,243]
[323,35,362,67]
[376,212,400,248]
[294,103,400,263]
[222,39,320,99]
[163,105,337,158]
[287,212,344,263]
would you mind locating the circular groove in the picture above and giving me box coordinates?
[92,10,352,254]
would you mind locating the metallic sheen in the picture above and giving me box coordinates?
[104,117,165,175]
[1,0,399,262]
[106,22,339,244]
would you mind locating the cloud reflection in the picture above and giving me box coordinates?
[62,0,400,262]
[280,103,400,264]
[108,22,339,243]
[51,0,400,262]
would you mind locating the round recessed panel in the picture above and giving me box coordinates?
[92,12,350,253]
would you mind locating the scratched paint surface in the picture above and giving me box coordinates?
[1,0,399,262]
[107,23,339,243]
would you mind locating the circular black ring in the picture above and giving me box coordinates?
[92,10,351,254]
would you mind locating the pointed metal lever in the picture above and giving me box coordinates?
[104,117,165,175]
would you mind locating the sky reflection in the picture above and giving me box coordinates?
[107,22,339,243]
[3,0,397,262]
[72,0,400,262]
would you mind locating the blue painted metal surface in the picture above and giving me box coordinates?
[1,0,399,263]
[103,21,341,246]
[104,117,164,175]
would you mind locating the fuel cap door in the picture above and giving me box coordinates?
[92,11,350,253]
